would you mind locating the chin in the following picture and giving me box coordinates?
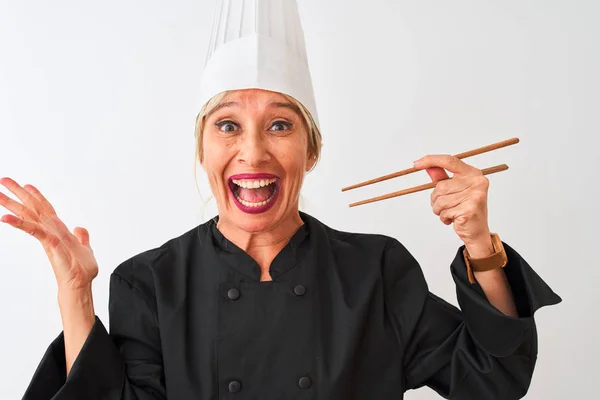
[231,207,282,233]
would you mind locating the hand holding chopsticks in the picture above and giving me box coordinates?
[342,137,519,208]
[342,137,520,255]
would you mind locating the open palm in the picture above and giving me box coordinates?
[0,177,98,290]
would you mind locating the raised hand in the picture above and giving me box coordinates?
[0,177,98,291]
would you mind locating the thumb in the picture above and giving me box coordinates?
[425,167,450,182]
[73,227,90,247]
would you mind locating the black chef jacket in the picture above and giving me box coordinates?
[22,211,561,399]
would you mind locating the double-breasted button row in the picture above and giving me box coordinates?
[227,377,311,392]
[227,285,306,300]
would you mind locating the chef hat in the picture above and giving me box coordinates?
[197,0,319,129]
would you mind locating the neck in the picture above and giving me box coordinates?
[216,210,304,281]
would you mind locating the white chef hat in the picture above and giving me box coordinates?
[197,0,319,130]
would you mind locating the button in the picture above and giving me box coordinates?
[293,285,306,296]
[298,376,311,389]
[228,380,241,393]
[227,288,240,300]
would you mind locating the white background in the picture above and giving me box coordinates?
[1,0,597,398]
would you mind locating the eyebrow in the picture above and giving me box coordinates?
[266,101,303,118]
[206,100,303,120]
[206,101,239,119]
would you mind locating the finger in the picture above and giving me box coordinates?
[440,215,453,225]
[1,214,49,241]
[0,192,37,220]
[432,191,468,216]
[430,176,472,206]
[439,202,481,225]
[414,154,479,176]
[439,206,461,225]
[1,189,73,247]
[73,227,90,247]
[0,177,44,215]
[432,175,489,206]
[23,184,57,215]
[425,167,449,183]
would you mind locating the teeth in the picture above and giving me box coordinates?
[235,187,278,208]
[232,178,277,189]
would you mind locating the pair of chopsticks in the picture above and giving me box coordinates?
[342,138,519,207]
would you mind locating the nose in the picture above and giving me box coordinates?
[237,129,271,167]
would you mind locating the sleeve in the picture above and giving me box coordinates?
[22,267,166,400]
[382,238,562,400]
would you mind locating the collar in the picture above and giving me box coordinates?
[208,212,311,281]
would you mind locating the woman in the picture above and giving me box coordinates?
[2,86,562,399]
[2,1,561,399]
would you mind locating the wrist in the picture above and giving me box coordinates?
[58,286,95,321]
[58,283,92,304]
[464,233,494,259]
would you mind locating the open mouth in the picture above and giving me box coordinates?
[228,174,280,213]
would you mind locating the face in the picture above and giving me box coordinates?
[200,89,316,234]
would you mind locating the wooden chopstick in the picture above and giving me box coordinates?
[341,137,519,192]
[348,164,508,207]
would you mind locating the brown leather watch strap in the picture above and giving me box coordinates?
[463,233,508,284]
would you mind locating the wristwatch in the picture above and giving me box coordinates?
[463,233,508,284]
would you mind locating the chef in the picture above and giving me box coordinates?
[1,0,561,399]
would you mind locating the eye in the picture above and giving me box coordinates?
[269,120,292,132]
[215,120,238,133]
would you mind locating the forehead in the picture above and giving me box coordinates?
[208,89,303,119]
[222,88,290,105]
